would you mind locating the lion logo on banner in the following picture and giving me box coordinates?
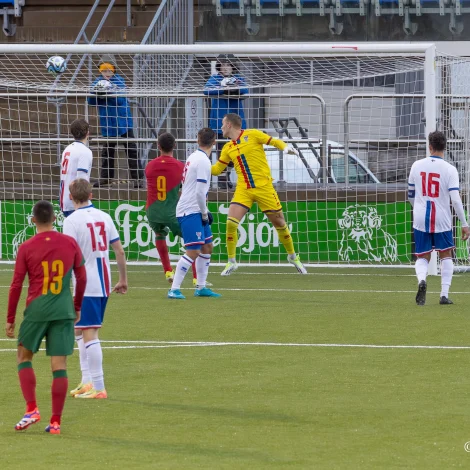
[12,204,65,258]
[337,204,397,262]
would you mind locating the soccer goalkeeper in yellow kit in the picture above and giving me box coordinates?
[212,113,307,276]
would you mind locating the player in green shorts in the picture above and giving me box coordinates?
[5,200,87,435]
[145,132,212,287]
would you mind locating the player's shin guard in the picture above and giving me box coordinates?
[226,217,240,260]
[76,334,91,385]
[51,370,68,425]
[85,340,105,391]
[415,257,429,283]
[196,254,211,288]
[276,224,295,255]
[172,255,194,290]
[156,238,172,273]
[440,257,453,298]
[18,362,37,412]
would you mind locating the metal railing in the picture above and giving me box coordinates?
[134,0,194,166]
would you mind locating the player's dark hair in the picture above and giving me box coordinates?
[224,113,242,128]
[69,178,92,204]
[198,128,216,147]
[158,132,176,153]
[70,118,89,141]
[33,200,55,225]
[428,131,446,152]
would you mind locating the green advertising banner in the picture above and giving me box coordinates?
[1,200,412,264]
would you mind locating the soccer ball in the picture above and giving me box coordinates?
[46,56,66,75]
[94,79,115,93]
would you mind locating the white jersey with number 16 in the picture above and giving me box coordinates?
[60,141,93,213]
[408,156,460,233]
[63,205,120,297]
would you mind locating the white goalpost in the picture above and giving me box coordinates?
[0,42,466,272]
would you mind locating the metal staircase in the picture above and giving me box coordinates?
[134,0,194,165]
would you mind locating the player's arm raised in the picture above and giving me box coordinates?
[254,129,299,156]
[6,245,27,337]
[211,145,230,176]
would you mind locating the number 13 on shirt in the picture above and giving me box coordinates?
[42,260,64,295]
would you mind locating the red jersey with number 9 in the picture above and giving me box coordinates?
[145,155,185,221]
[7,231,85,323]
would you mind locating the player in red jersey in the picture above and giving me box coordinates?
[146,132,205,286]
[5,200,87,435]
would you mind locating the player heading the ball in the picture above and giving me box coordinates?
[212,113,307,276]
[168,128,221,300]
[6,200,87,435]
[60,118,93,217]
[63,179,128,399]
[408,130,470,306]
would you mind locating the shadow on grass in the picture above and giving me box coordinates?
[109,399,310,424]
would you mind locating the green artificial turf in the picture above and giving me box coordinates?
[1,266,470,469]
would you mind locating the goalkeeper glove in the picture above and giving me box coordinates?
[202,212,213,226]
[220,76,238,87]
[285,144,299,156]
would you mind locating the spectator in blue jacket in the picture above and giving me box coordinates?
[88,55,143,188]
[204,54,248,188]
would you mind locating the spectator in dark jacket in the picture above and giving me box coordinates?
[88,54,143,188]
[204,54,248,188]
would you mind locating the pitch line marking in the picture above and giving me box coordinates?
[2,340,470,351]
[124,270,418,278]
[1,285,469,294]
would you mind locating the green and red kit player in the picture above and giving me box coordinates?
[6,200,87,435]
[145,132,199,284]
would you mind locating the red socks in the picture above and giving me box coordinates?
[51,370,68,425]
[18,363,68,425]
[18,362,37,412]
[156,239,172,273]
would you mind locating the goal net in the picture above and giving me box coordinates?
[0,43,466,269]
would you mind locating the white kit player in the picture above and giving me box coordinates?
[408,131,470,306]
[167,128,221,300]
[60,119,93,217]
[63,179,128,398]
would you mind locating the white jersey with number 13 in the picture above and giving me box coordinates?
[63,205,120,297]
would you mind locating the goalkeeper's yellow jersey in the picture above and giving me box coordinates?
[212,129,287,189]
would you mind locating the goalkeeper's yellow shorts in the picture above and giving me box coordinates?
[231,184,282,213]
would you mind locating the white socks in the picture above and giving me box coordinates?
[415,258,428,283]
[440,258,453,298]
[85,340,105,391]
[171,255,194,290]
[76,335,91,384]
[196,254,211,288]
[415,257,453,298]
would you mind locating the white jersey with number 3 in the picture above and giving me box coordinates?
[60,141,93,213]
[408,156,460,233]
[63,205,120,297]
